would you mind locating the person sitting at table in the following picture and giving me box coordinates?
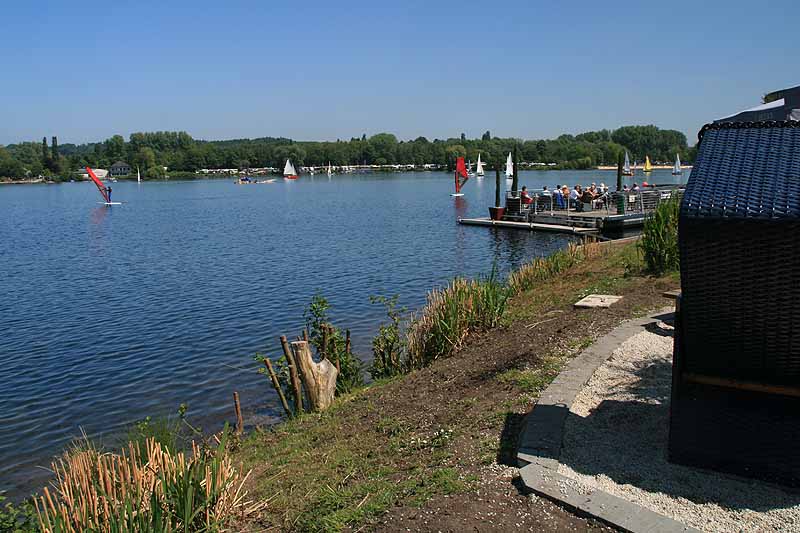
[520,186,533,205]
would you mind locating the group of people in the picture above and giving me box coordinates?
[519,182,609,210]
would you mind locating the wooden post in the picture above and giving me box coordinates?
[264,357,292,418]
[302,329,309,342]
[617,151,624,191]
[233,391,243,435]
[321,325,329,360]
[345,329,351,354]
[291,340,338,411]
[281,335,304,414]
[494,166,501,207]
[511,145,519,194]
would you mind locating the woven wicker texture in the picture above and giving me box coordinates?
[672,120,800,486]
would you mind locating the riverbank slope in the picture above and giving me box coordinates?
[234,240,679,532]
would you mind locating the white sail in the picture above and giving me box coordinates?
[327,162,332,176]
[476,153,484,176]
[284,159,296,176]
[137,166,141,183]
[505,152,514,178]
[623,152,631,173]
[673,153,682,174]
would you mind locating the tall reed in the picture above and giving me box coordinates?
[638,196,680,274]
[35,433,252,532]
[406,268,509,369]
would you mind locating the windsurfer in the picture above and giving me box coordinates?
[106,186,112,203]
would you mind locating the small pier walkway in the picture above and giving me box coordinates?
[458,217,600,235]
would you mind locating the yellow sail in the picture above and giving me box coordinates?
[643,155,653,172]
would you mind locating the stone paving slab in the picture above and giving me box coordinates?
[574,294,623,308]
[515,309,700,533]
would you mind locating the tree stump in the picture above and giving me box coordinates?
[290,340,338,411]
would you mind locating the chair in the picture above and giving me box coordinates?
[669,120,800,486]
[503,196,529,221]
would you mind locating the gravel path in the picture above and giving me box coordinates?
[558,327,800,533]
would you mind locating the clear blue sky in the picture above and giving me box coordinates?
[1,0,796,146]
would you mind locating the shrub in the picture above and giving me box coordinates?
[0,494,37,533]
[638,195,680,275]
[369,295,406,379]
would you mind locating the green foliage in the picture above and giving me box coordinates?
[304,294,364,395]
[638,195,680,275]
[406,266,510,369]
[0,494,37,533]
[124,403,193,459]
[369,295,407,379]
[0,124,692,180]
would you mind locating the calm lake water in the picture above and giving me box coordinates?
[0,169,683,497]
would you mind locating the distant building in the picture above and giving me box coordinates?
[109,161,131,176]
[716,85,800,123]
[79,168,109,179]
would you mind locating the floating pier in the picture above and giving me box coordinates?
[458,217,600,234]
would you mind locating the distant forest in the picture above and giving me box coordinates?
[0,125,695,180]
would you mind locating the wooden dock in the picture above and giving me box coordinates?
[458,217,600,235]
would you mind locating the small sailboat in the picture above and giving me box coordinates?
[284,159,298,180]
[622,152,633,176]
[505,152,514,180]
[672,154,682,175]
[476,152,484,177]
[327,162,332,177]
[137,166,141,183]
[643,155,653,173]
[451,156,469,196]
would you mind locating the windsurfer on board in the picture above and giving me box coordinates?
[106,186,112,203]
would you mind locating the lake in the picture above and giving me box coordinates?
[0,168,683,497]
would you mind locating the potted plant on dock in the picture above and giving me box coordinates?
[489,164,505,220]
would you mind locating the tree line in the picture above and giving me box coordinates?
[0,125,696,180]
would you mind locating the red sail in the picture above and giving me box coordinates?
[86,167,109,202]
[454,157,469,193]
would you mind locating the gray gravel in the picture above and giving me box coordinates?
[558,328,800,533]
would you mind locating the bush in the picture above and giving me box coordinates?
[0,494,37,533]
[369,295,406,379]
[638,195,680,274]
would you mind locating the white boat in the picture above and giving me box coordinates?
[505,152,514,180]
[327,162,332,177]
[672,154,682,175]
[284,159,298,180]
[622,152,633,176]
[137,166,141,183]
[476,153,484,177]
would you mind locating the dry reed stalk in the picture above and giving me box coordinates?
[35,437,254,532]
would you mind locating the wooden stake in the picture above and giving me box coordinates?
[302,329,309,342]
[291,340,338,411]
[281,335,304,414]
[263,357,292,418]
[345,329,351,354]
[233,391,243,435]
[321,325,329,360]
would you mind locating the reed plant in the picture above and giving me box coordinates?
[369,295,406,379]
[638,195,680,275]
[406,267,510,369]
[34,432,253,533]
[507,243,584,294]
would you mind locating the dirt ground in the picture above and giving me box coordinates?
[239,242,679,532]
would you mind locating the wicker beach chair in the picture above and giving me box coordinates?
[669,120,800,486]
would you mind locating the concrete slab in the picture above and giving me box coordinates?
[573,294,623,308]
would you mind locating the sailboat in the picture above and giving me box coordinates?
[643,155,653,173]
[672,154,682,175]
[284,159,298,180]
[87,167,121,205]
[622,152,633,176]
[476,152,484,177]
[137,166,141,183]
[327,162,332,177]
[505,152,514,180]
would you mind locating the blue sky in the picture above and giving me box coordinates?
[0,0,796,145]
